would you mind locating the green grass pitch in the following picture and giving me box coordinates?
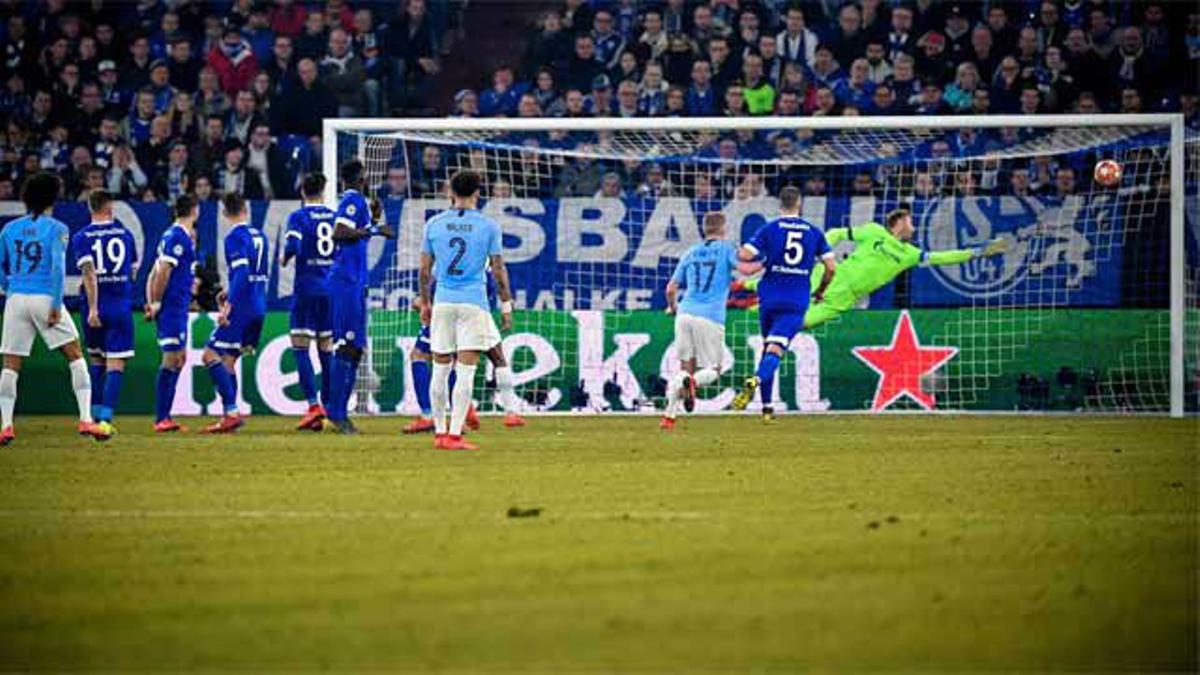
[0,415,1195,671]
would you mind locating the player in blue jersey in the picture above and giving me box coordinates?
[0,172,104,445]
[202,193,269,434]
[403,271,526,434]
[660,212,739,430]
[326,159,394,434]
[281,173,336,431]
[419,170,514,451]
[731,186,836,420]
[145,195,199,432]
[72,190,138,437]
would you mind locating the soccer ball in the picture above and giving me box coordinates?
[1093,159,1122,187]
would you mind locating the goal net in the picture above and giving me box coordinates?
[324,116,1194,417]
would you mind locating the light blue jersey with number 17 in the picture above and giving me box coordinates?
[671,239,739,326]
[422,208,502,312]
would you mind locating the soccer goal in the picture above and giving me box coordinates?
[322,115,1194,418]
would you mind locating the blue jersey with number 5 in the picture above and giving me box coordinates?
[70,220,139,313]
[671,239,738,326]
[744,216,831,311]
[225,223,269,316]
[422,208,501,312]
[284,204,336,298]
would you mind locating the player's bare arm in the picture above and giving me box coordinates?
[144,258,172,320]
[812,256,837,304]
[80,260,101,328]
[737,245,764,275]
[490,253,514,331]
[418,252,434,325]
[664,279,679,314]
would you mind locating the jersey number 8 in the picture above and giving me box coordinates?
[315,221,335,257]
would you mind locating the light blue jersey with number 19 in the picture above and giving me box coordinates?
[422,208,502,312]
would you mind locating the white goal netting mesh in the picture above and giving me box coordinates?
[331,122,1196,416]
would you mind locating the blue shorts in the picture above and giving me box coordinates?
[157,309,189,353]
[85,306,135,359]
[207,311,266,356]
[290,293,332,339]
[414,325,431,354]
[759,304,809,349]
[331,283,367,350]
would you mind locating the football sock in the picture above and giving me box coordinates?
[0,368,17,429]
[665,371,687,419]
[206,361,237,416]
[326,355,344,421]
[318,350,332,408]
[102,369,124,422]
[293,346,318,405]
[69,358,93,423]
[449,363,476,436]
[493,365,519,413]
[412,358,432,416]
[155,367,180,422]
[757,351,781,408]
[430,362,452,435]
[336,352,358,418]
[89,362,105,419]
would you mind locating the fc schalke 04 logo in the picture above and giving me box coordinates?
[916,195,1101,299]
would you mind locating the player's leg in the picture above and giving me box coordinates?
[427,304,456,444]
[663,315,694,427]
[488,341,525,427]
[314,296,334,409]
[732,309,776,411]
[403,325,436,434]
[685,319,726,416]
[202,315,243,432]
[0,296,36,443]
[36,298,101,437]
[328,292,366,434]
[154,313,188,432]
[290,299,325,429]
[97,312,135,433]
[439,305,486,450]
[84,325,106,422]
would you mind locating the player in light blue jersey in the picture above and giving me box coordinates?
[660,212,739,430]
[325,159,395,434]
[145,195,198,432]
[281,173,336,431]
[202,193,269,434]
[419,170,513,451]
[0,172,104,445]
[72,190,138,437]
[732,187,836,420]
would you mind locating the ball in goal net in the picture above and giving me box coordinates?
[319,115,1194,418]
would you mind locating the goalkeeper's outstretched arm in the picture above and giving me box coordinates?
[921,238,1009,266]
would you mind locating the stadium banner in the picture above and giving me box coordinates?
[10,309,1165,416]
[0,193,1156,312]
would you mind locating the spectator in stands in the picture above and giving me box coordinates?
[944,62,981,112]
[352,9,385,109]
[592,10,625,71]
[479,66,524,117]
[690,4,725,47]
[168,37,201,93]
[1037,1,1067,50]
[686,60,717,116]
[532,68,563,116]
[135,115,172,182]
[943,4,972,62]
[209,27,259,98]
[191,114,225,176]
[387,0,439,113]
[809,44,843,90]
[146,61,177,115]
[377,166,410,200]
[1015,26,1041,76]
[555,151,603,197]
[196,67,230,118]
[1037,46,1077,113]
[214,141,264,199]
[295,9,329,61]
[638,61,668,115]
[320,28,371,117]
[756,35,783,87]
[829,4,866,69]
[611,50,641,87]
[835,58,875,110]
[986,4,1017,55]
[155,141,191,202]
[707,36,740,94]
[972,88,992,115]
[1120,87,1144,113]
[192,173,215,202]
[1054,167,1077,198]
[662,35,697,89]
[225,90,263,145]
[271,0,308,38]
[527,11,573,78]
[517,92,542,118]
[271,58,337,139]
[245,123,290,199]
[588,77,613,117]
[413,144,443,196]
[127,89,158,146]
[76,83,107,145]
[723,84,747,117]
[742,54,776,115]
[1019,85,1043,115]
[564,34,604,92]
[916,31,954,86]
[264,35,296,95]
[243,4,276,66]
[1112,27,1158,101]
[121,34,153,92]
[107,143,148,199]
[913,80,947,115]
[863,40,892,84]
[991,56,1023,113]
[639,10,668,61]
[452,89,479,117]
[735,10,761,58]
[615,80,640,117]
[778,6,818,70]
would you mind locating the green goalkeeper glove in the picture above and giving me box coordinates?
[974,238,1008,258]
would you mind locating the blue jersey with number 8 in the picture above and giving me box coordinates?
[671,239,738,326]
[284,204,336,298]
[422,208,502,312]
[743,216,831,312]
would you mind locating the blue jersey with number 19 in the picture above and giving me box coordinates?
[284,203,336,297]
[744,215,832,311]
[70,220,138,313]
[422,208,501,311]
[329,189,371,288]
[671,239,738,326]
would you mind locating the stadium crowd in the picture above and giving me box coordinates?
[0,0,1196,205]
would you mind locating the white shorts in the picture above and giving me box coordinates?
[430,302,496,354]
[1,293,79,357]
[674,313,725,368]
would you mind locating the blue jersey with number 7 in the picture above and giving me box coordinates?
[671,239,738,326]
[422,208,501,312]
[743,215,832,312]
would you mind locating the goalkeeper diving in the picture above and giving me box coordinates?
[734,208,1008,330]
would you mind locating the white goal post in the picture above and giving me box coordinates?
[323,114,1190,418]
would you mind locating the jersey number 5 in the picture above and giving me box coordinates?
[783,231,805,266]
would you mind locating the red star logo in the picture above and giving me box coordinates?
[852,311,958,412]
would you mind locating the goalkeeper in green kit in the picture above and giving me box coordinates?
[734,208,1008,329]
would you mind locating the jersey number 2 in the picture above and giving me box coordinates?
[447,236,467,276]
